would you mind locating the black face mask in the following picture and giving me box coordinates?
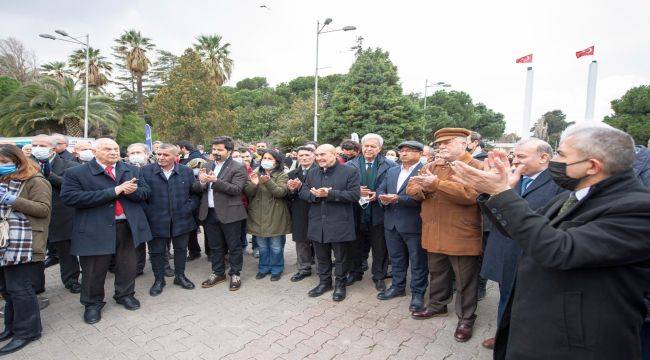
[548,159,589,190]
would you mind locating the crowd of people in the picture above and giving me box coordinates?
[0,125,648,359]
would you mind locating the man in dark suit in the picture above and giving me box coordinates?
[31,134,81,293]
[195,136,248,291]
[61,138,152,325]
[345,133,397,292]
[452,124,650,359]
[51,133,76,161]
[376,141,428,312]
[286,146,318,282]
[178,140,204,166]
[478,138,565,349]
[142,143,200,296]
[299,144,360,302]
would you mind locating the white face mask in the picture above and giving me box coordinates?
[128,154,147,166]
[385,155,398,162]
[420,156,428,165]
[193,168,200,176]
[79,150,94,162]
[32,146,52,160]
[260,160,275,170]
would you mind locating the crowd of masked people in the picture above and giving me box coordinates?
[0,125,649,359]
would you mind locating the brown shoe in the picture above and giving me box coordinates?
[411,306,448,320]
[201,273,226,288]
[229,275,241,291]
[481,337,495,349]
[454,317,476,342]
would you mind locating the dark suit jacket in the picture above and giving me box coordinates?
[480,169,565,322]
[61,159,152,256]
[345,154,397,226]
[299,161,360,243]
[195,157,247,224]
[376,162,423,234]
[480,170,650,360]
[44,155,79,242]
[57,149,76,162]
[142,163,199,238]
[287,163,318,242]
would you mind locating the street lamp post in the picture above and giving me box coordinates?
[313,18,356,142]
[40,30,90,138]
[422,80,451,142]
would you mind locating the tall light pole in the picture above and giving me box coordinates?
[422,80,451,142]
[40,30,90,138]
[314,18,356,142]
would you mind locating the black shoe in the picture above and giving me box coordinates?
[83,307,101,324]
[43,256,59,268]
[374,279,386,292]
[0,335,41,355]
[332,282,346,302]
[377,286,406,300]
[164,264,174,278]
[270,274,282,281]
[290,272,311,282]
[187,253,201,261]
[173,275,195,290]
[361,259,369,272]
[116,296,140,311]
[66,282,82,294]
[344,273,362,286]
[409,294,425,312]
[136,270,144,277]
[37,296,49,310]
[255,272,268,280]
[308,282,333,297]
[149,278,166,296]
[0,330,12,341]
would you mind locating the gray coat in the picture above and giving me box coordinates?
[345,154,396,226]
[194,157,248,224]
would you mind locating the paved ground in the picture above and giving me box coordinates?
[5,237,497,360]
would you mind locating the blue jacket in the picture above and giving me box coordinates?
[376,162,423,234]
[633,145,650,187]
[345,154,397,226]
[141,163,199,238]
[61,159,152,256]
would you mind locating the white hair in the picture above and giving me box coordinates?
[127,143,149,155]
[560,123,634,174]
[361,133,384,147]
[516,137,553,156]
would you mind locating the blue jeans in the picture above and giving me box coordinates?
[384,228,428,296]
[257,236,286,275]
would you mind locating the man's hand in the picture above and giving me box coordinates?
[287,178,302,191]
[198,168,210,184]
[116,178,138,195]
[378,193,399,205]
[360,186,372,197]
[411,169,438,188]
[310,187,331,198]
[508,164,525,189]
[450,151,511,195]
[367,191,377,202]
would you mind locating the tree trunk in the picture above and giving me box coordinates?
[137,75,145,119]
[63,118,83,137]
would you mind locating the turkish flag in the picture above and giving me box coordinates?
[516,54,533,63]
[576,46,595,58]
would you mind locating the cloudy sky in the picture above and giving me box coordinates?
[2,0,649,135]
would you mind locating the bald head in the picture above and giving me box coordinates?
[94,138,120,165]
[315,144,338,168]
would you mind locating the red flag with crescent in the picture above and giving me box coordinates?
[516,54,533,63]
[576,46,595,58]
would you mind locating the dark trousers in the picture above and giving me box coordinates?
[240,219,248,248]
[46,241,58,259]
[28,261,45,294]
[313,241,348,284]
[295,241,313,273]
[204,209,242,276]
[426,253,479,320]
[350,223,387,281]
[136,243,146,273]
[149,233,189,279]
[188,226,210,256]
[384,228,428,295]
[53,239,80,287]
[79,221,137,308]
[642,321,650,360]
[0,262,42,339]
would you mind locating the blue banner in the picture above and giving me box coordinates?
[144,124,152,152]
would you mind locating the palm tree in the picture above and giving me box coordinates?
[68,47,112,89]
[113,29,154,118]
[39,61,69,81]
[193,34,233,86]
[0,76,120,136]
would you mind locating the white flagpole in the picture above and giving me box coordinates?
[522,66,534,137]
[585,60,598,122]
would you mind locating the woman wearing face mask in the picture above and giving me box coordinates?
[244,150,291,281]
[0,144,52,355]
[385,150,399,164]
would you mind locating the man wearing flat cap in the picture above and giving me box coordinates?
[406,128,484,342]
[376,141,429,313]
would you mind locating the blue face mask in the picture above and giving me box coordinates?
[0,164,17,176]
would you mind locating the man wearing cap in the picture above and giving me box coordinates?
[406,128,483,342]
[376,140,428,313]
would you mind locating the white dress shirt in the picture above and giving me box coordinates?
[396,163,418,192]
[208,161,226,208]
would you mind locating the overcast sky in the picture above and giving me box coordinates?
[2,0,649,135]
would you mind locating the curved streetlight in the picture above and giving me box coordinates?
[313,19,356,141]
[39,29,90,138]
